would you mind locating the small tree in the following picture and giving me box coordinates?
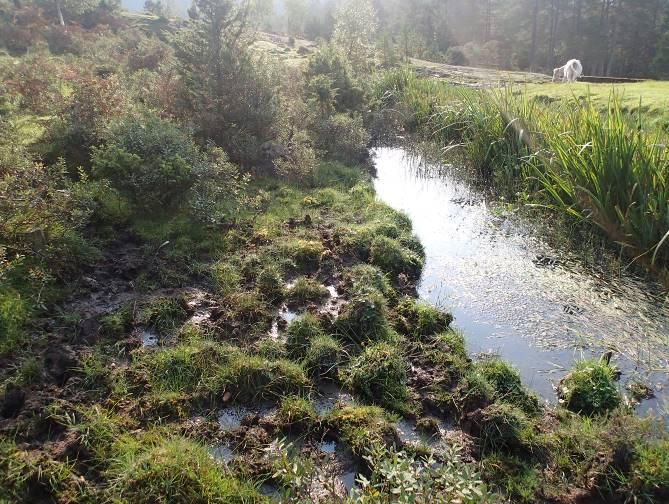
[332,0,377,72]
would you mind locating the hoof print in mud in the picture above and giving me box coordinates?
[43,346,78,385]
[1,384,26,418]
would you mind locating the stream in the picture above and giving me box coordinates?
[372,146,669,417]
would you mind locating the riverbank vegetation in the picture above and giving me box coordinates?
[1,0,669,503]
[374,69,669,275]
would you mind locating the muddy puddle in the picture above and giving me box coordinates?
[372,147,669,417]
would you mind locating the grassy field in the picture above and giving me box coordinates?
[522,80,669,129]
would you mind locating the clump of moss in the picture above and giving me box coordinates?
[286,313,325,358]
[477,358,540,415]
[369,235,423,279]
[557,359,621,416]
[344,341,409,412]
[391,297,452,339]
[100,305,133,338]
[107,435,260,503]
[278,396,318,431]
[283,239,325,271]
[334,289,389,344]
[341,264,396,302]
[286,277,328,307]
[138,296,188,336]
[328,404,399,456]
[304,334,344,380]
[256,266,284,303]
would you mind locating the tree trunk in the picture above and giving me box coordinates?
[530,0,540,70]
[55,0,65,26]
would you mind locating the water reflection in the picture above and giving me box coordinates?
[372,147,669,416]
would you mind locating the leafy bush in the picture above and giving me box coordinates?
[358,445,489,503]
[345,341,409,411]
[305,45,366,113]
[557,360,621,416]
[92,116,204,213]
[312,113,370,164]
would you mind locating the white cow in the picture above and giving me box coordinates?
[552,59,583,83]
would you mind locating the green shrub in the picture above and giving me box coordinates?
[286,277,328,306]
[312,113,370,164]
[557,360,621,416]
[286,313,325,358]
[92,115,204,212]
[334,289,389,344]
[345,342,409,412]
[392,297,452,339]
[107,436,260,503]
[304,334,344,380]
[369,235,423,279]
[477,359,540,415]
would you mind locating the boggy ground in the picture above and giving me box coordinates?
[1,160,668,503]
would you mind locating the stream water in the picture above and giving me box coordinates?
[372,147,669,416]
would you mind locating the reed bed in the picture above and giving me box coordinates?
[375,69,669,269]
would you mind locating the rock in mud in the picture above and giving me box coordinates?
[44,346,78,384]
[1,384,26,418]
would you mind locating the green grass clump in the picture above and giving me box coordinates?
[392,297,452,339]
[477,359,540,415]
[65,405,131,466]
[341,264,396,302]
[107,435,260,503]
[286,313,325,358]
[138,296,188,336]
[369,235,423,279]
[132,342,231,394]
[256,266,284,303]
[451,370,495,416]
[344,341,409,412]
[628,439,669,501]
[277,396,318,431]
[334,289,389,344]
[217,353,311,402]
[328,404,399,456]
[99,305,133,338]
[255,338,288,360]
[304,334,344,380]
[211,260,242,296]
[481,453,541,503]
[282,239,325,271]
[286,276,328,306]
[221,290,273,331]
[0,290,29,356]
[471,403,533,455]
[557,359,621,416]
